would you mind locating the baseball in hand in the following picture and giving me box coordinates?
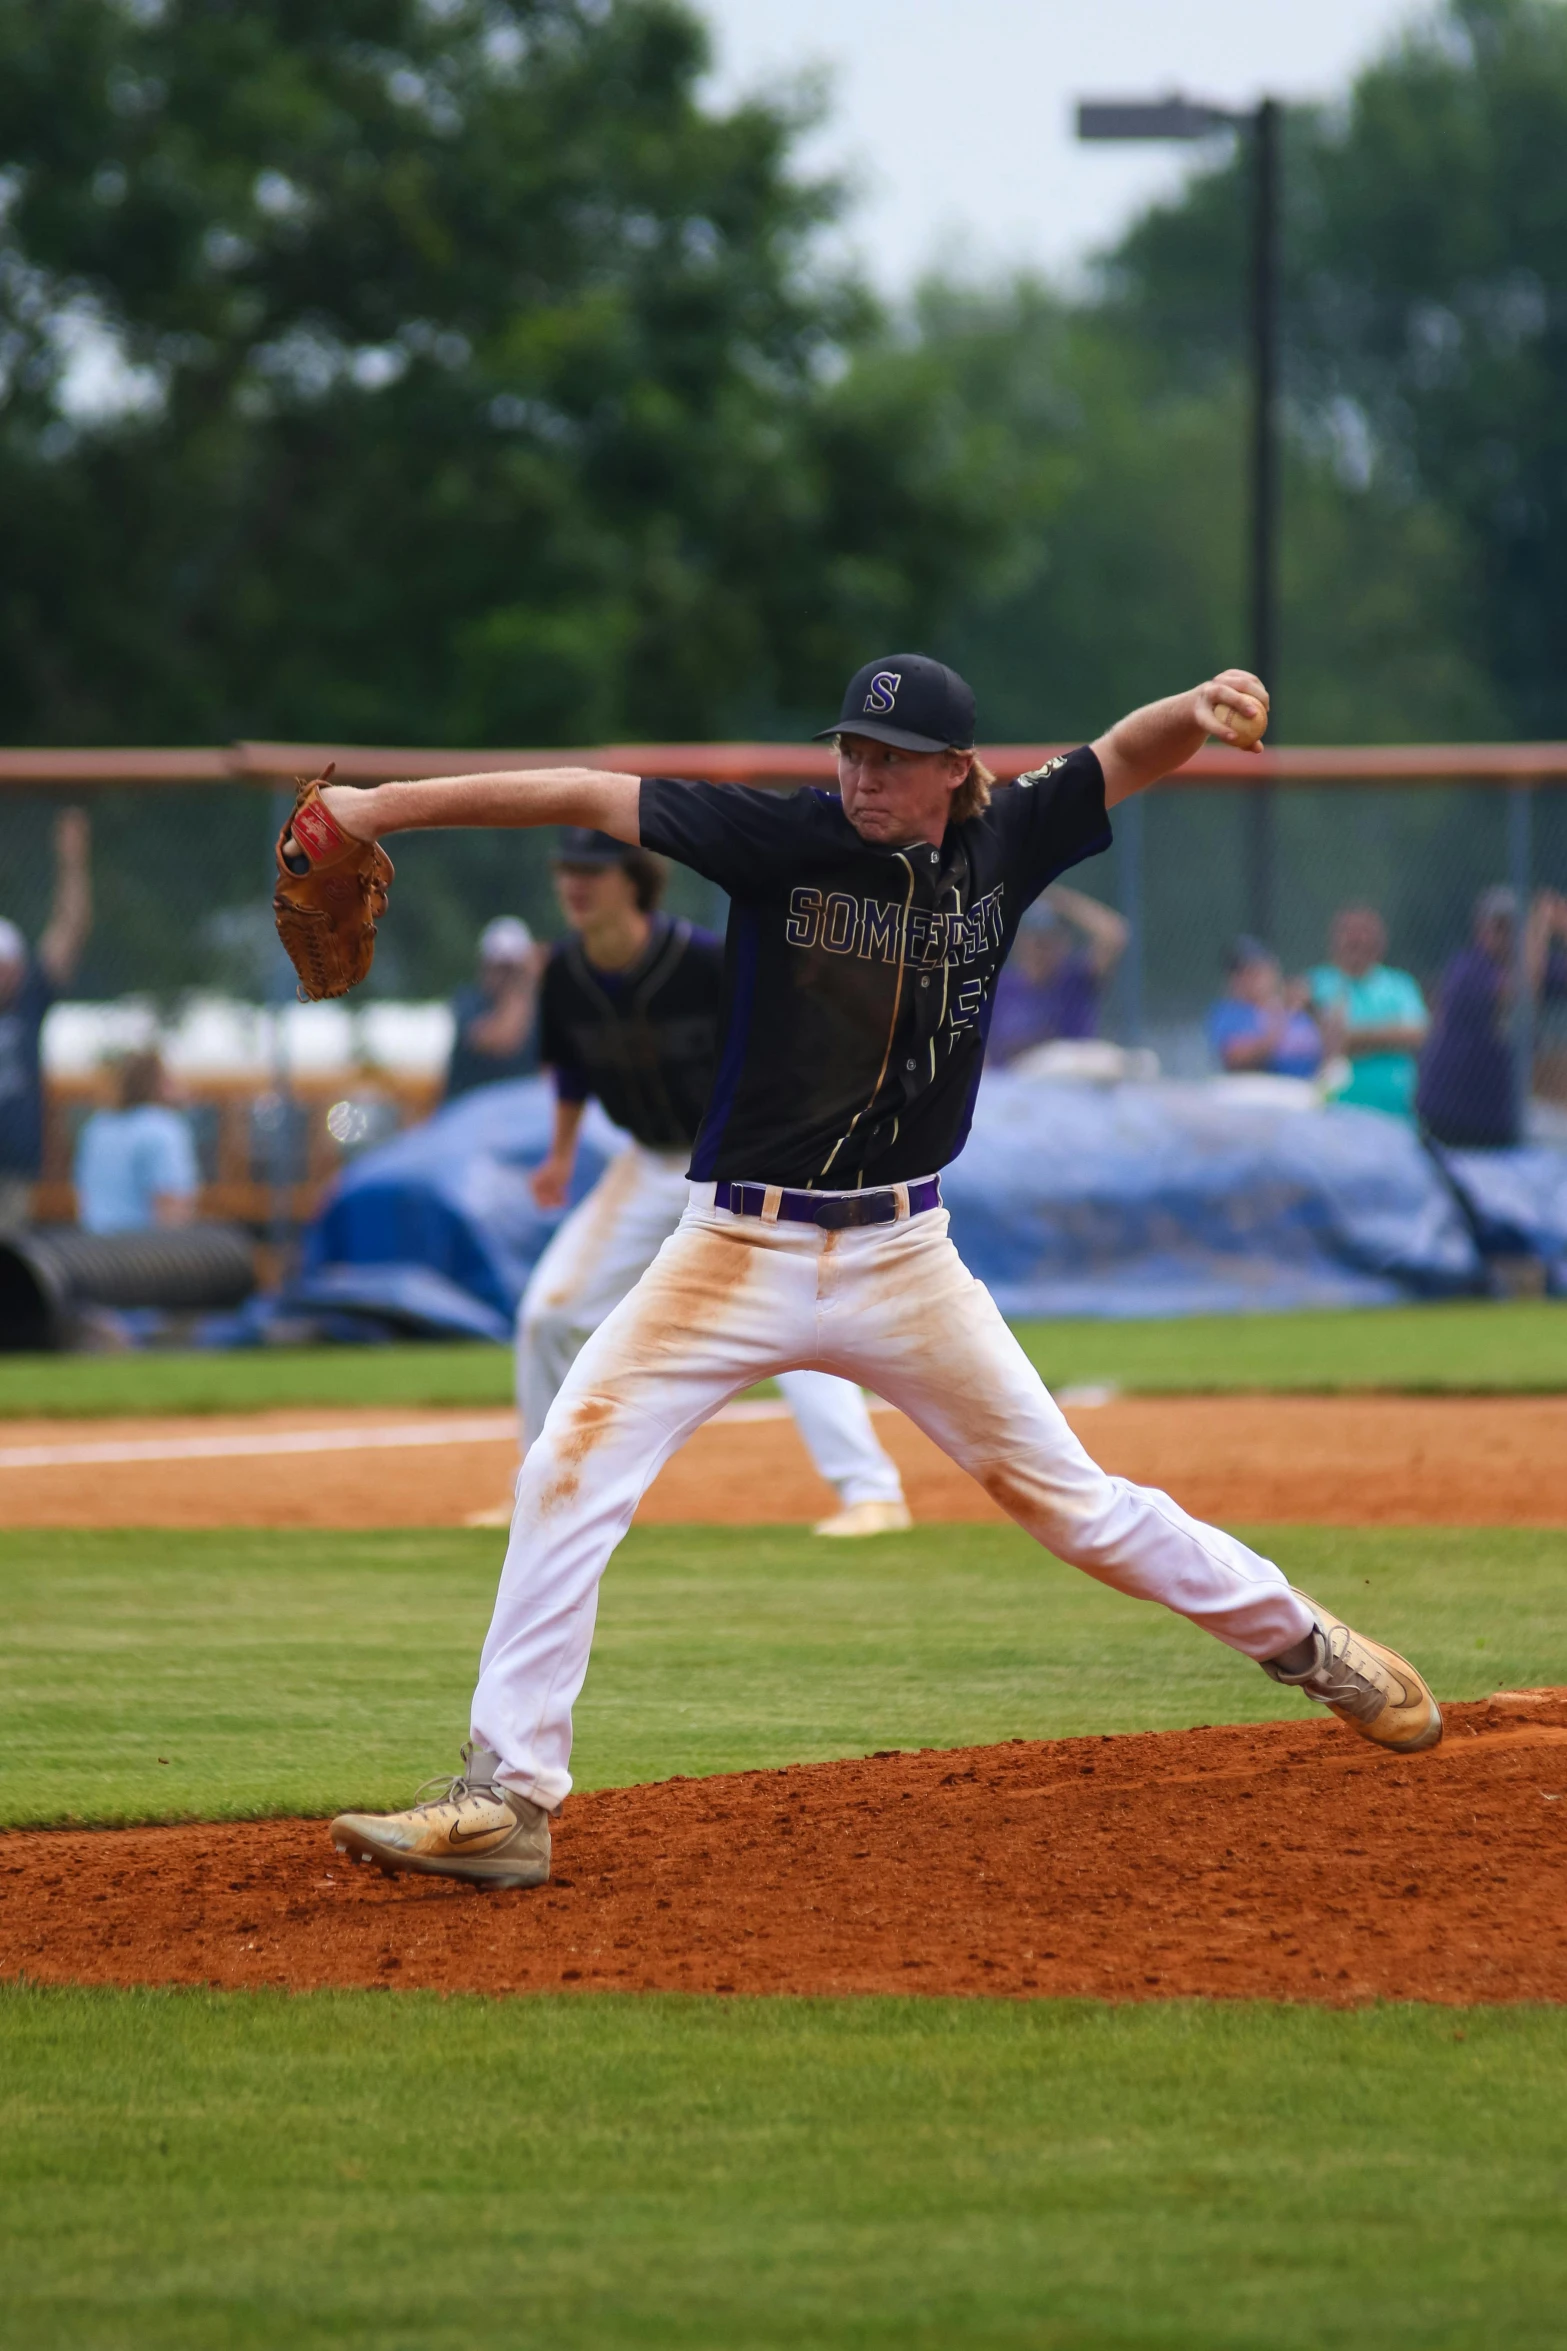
[1212,695,1268,751]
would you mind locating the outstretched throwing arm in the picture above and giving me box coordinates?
[1092,671,1269,808]
[273,765,643,1001]
[313,765,643,849]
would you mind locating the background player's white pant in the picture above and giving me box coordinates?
[474,1188,1316,1810]
[517,1144,903,1506]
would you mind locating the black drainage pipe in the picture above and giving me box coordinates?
[0,1227,258,1351]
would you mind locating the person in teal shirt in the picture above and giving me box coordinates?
[1308,906,1428,1120]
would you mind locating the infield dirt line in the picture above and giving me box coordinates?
[0,1393,815,1470]
[1,1393,1565,1528]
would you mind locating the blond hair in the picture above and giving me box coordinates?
[829,737,993,825]
[950,753,994,826]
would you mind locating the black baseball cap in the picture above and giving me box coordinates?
[553,827,634,868]
[814,653,977,753]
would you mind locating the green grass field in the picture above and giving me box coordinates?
[3,1522,1564,1828]
[4,1296,1567,1417]
[5,1985,1566,2351]
[5,1498,1566,2342]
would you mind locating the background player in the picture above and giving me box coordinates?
[315,653,1442,1891]
[468,824,910,1537]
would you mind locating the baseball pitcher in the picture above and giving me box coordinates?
[278,654,1441,1891]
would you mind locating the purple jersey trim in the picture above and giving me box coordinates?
[690,907,759,1180]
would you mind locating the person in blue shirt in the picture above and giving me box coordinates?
[0,808,92,1229]
[74,1051,200,1234]
[1307,905,1429,1120]
[1206,937,1323,1078]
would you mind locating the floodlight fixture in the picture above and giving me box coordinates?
[1075,98,1241,143]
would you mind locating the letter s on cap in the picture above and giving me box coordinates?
[862,670,901,716]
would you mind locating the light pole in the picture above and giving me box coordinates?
[1077,95,1281,943]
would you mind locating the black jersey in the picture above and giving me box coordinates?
[538,913,723,1151]
[638,747,1111,1187]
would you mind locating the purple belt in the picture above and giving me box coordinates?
[714,1177,942,1230]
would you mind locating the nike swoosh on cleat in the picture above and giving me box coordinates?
[447,1818,516,1847]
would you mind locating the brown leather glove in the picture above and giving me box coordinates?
[272,766,394,1001]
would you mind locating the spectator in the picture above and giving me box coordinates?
[1417,886,1567,1148]
[1308,905,1429,1120]
[0,809,92,1230]
[74,1051,199,1233]
[987,885,1128,1064]
[444,916,545,1101]
[1206,937,1323,1077]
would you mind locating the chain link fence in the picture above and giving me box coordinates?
[0,778,720,1004]
[4,748,1566,1217]
[1090,780,1567,1108]
[0,754,725,1221]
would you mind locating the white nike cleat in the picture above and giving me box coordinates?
[329,1744,551,1889]
[812,1498,914,1538]
[1263,1593,1442,1754]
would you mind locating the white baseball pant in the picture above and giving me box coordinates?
[516,1143,904,1506]
[473,1185,1315,1810]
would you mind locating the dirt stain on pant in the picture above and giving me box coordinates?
[533,1227,760,1515]
[536,1395,619,1517]
[625,1224,763,1365]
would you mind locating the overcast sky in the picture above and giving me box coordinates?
[699,0,1426,290]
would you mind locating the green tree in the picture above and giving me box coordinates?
[0,0,996,752]
[1108,0,1567,735]
[908,279,1494,746]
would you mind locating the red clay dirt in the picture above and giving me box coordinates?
[4,1393,1567,1528]
[6,1693,1566,2006]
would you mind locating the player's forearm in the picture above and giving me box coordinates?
[549,1097,587,1170]
[1094,692,1207,808]
[322,768,642,844]
[531,1093,586,1203]
[1094,672,1268,807]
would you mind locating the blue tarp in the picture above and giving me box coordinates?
[1439,1145,1567,1295]
[283,1071,1524,1333]
[944,1077,1482,1318]
[296,1078,625,1333]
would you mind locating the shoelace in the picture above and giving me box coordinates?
[407,1770,501,1816]
[1303,1632,1399,1722]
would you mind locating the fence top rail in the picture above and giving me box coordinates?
[4,738,1567,789]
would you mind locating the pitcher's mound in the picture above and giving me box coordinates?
[4,1692,1565,2005]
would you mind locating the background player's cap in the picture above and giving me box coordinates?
[553,826,635,869]
[814,653,977,753]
